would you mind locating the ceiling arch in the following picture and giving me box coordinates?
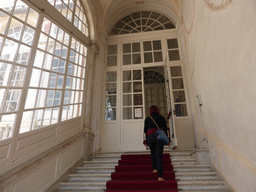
[103,2,181,35]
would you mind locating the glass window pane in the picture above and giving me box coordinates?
[36,90,46,107]
[32,109,43,130]
[132,43,140,52]
[173,91,186,102]
[132,54,141,64]
[167,39,178,49]
[46,90,54,106]
[20,111,33,133]
[106,83,116,94]
[0,89,6,107]
[22,26,35,46]
[54,90,61,106]
[133,70,141,80]
[43,108,52,126]
[144,52,153,63]
[175,104,187,116]
[14,0,29,21]
[108,45,117,55]
[172,78,184,89]
[0,1,15,13]
[1,39,19,62]
[123,107,132,119]
[123,44,131,53]
[29,69,41,87]
[7,19,23,41]
[123,95,132,106]
[27,8,39,27]
[106,71,117,82]
[143,41,152,51]
[171,66,182,77]
[4,89,21,112]
[105,108,116,121]
[153,40,162,50]
[134,94,143,105]
[11,66,25,87]
[0,63,12,86]
[107,56,117,66]
[123,54,131,65]
[17,44,31,65]
[34,50,44,68]
[51,107,59,124]
[0,114,15,140]
[25,89,37,109]
[133,82,142,92]
[123,71,131,81]
[0,11,10,35]
[123,82,131,93]
[169,50,180,61]
[49,73,57,88]
[62,106,68,121]
[106,96,116,107]
[154,51,163,62]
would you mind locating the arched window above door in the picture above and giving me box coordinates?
[110,11,175,35]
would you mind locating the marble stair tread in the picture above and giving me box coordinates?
[173,164,211,168]
[60,181,106,186]
[175,171,217,176]
[69,173,111,177]
[77,167,115,170]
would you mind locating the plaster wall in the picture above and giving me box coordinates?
[179,0,256,191]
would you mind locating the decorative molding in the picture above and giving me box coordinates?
[203,0,233,11]
[181,0,195,34]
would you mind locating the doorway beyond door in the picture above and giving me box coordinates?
[144,67,168,119]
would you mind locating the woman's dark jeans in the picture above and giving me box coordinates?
[147,134,164,178]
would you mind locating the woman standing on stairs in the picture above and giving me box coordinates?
[143,105,169,182]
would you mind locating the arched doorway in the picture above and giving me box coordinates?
[101,11,195,152]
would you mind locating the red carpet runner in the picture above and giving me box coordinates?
[105,154,178,192]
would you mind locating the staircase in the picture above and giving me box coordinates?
[57,150,229,192]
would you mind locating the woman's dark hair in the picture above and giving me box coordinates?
[149,105,160,115]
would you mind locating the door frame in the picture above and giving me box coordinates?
[101,29,194,152]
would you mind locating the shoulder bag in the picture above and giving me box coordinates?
[149,116,169,145]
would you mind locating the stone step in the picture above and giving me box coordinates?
[76,165,211,174]
[68,171,217,182]
[176,172,218,180]
[83,158,196,167]
[76,167,115,174]
[178,180,226,190]
[59,181,106,191]
[174,165,211,172]
[59,180,226,191]
[69,173,111,182]
[91,156,193,162]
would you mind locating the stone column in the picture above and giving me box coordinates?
[82,41,99,160]
[83,41,100,129]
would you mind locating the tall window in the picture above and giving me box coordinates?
[0,0,39,139]
[47,0,89,36]
[0,0,88,140]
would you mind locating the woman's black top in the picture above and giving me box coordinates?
[144,113,168,135]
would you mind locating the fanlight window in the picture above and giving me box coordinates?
[110,11,175,35]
